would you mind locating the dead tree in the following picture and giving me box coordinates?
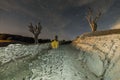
[28,22,42,44]
[86,8,102,32]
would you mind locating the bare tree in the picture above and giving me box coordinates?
[28,22,42,44]
[86,8,102,32]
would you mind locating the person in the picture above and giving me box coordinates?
[51,35,59,49]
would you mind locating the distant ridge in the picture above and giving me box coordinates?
[0,33,50,44]
[80,29,120,38]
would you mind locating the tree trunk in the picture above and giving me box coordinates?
[34,35,38,44]
[91,22,97,32]
[90,24,94,32]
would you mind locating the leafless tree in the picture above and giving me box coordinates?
[86,8,102,32]
[28,22,42,44]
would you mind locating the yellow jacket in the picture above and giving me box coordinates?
[51,40,59,49]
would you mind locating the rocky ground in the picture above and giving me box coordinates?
[0,44,99,80]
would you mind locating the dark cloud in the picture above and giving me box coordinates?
[0,0,119,40]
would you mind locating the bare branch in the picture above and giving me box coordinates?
[94,10,102,22]
[28,23,34,34]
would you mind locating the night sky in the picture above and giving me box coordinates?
[0,0,120,40]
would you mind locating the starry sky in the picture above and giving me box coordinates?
[0,0,120,40]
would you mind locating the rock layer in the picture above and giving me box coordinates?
[73,33,120,80]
